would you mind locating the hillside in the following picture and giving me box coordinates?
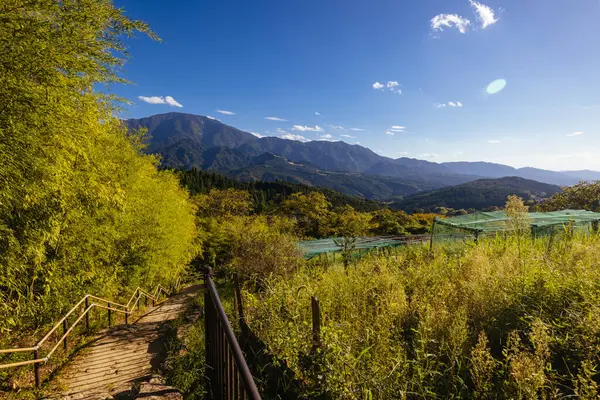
[178,167,384,212]
[394,176,563,212]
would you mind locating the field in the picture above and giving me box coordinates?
[243,233,600,399]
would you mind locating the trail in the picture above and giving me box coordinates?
[51,285,200,400]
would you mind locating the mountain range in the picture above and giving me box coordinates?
[126,112,600,201]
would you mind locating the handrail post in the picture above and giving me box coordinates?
[108,303,112,327]
[62,320,68,351]
[125,310,129,325]
[85,297,90,332]
[311,296,321,351]
[33,349,40,389]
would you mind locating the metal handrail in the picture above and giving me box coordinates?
[204,268,261,399]
[0,281,179,388]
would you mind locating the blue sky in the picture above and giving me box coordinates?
[112,0,600,171]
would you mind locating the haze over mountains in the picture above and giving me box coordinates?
[127,113,600,200]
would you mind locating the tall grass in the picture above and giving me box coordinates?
[244,233,600,398]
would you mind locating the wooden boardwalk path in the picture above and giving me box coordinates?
[50,285,200,400]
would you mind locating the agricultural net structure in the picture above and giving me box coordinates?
[432,209,600,244]
[298,235,429,258]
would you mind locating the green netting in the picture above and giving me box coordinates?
[298,236,423,258]
[433,209,600,243]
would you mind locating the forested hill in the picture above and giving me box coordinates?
[394,176,563,212]
[178,168,383,212]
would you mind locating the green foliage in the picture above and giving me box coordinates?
[164,316,207,399]
[193,189,300,282]
[541,181,600,212]
[193,188,252,218]
[282,192,333,238]
[0,0,196,339]
[331,206,373,269]
[179,168,383,213]
[245,234,600,398]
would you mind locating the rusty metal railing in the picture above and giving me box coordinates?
[203,268,261,400]
[0,278,181,388]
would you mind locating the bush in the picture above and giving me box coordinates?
[197,214,301,283]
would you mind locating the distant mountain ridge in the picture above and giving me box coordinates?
[125,112,599,200]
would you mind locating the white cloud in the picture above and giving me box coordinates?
[431,14,471,34]
[436,101,463,108]
[206,116,219,121]
[330,125,345,131]
[470,0,499,29]
[567,131,584,137]
[216,109,235,115]
[138,95,183,107]
[316,133,335,141]
[349,128,365,132]
[374,80,402,94]
[265,116,288,121]
[488,140,501,144]
[385,125,406,136]
[250,132,264,138]
[315,112,321,116]
[292,124,324,132]
[420,153,439,158]
[280,133,309,142]
[387,81,402,94]
[165,96,183,108]
[138,96,165,105]
[340,134,356,138]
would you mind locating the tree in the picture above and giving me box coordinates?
[282,192,332,238]
[193,189,252,219]
[0,0,196,334]
[505,195,531,256]
[541,182,600,212]
[370,209,407,236]
[332,206,372,270]
[505,195,531,234]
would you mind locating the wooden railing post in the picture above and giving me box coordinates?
[233,273,247,336]
[311,296,321,351]
[125,310,129,325]
[108,303,112,327]
[85,297,90,332]
[33,349,40,388]
[62,319,68,351]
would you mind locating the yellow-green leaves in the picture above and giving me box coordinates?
[0,0,195,337]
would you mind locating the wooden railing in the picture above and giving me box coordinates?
[0,278,180,388]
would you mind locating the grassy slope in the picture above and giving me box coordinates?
[245,234,600,399]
